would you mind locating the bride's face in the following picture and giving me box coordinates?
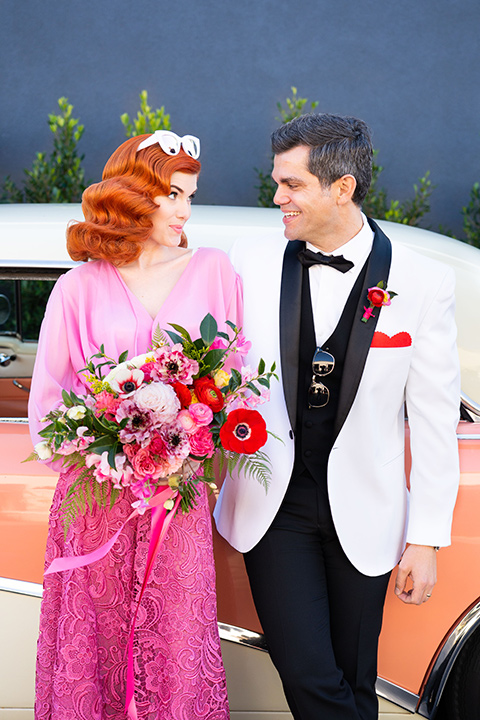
[150,172,198,247]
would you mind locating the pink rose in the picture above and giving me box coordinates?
[189,426,215,459]
[149,432,167,457]
[131,447,164,480]
[189,402,213,427]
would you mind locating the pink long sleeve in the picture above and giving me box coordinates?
[28,248,243,448]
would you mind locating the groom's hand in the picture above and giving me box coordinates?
[394,544,437,604]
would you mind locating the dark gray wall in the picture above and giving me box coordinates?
[1,0,479,235]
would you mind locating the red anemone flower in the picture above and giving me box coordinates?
[219,409,268,454]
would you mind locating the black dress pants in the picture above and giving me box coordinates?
[244,469,391,720]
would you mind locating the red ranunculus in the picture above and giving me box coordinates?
[367,288,387,307]
[172,381,192,408]
[193,376,224,412]
[219,409,268,454]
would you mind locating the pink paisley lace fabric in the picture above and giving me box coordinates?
[35,465,229,720]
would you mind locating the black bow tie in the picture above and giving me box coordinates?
[297,248,354,273]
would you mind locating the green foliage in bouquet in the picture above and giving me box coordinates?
[27,314,278,533]
[161,314,279,492]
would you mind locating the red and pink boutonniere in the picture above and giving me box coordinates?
[361,281,398,323]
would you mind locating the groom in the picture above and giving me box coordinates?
[214,113,460,719]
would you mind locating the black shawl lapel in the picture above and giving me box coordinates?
[333,219,392,441]
[280,240,304,432]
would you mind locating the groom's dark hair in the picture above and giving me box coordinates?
[271,113,373,206]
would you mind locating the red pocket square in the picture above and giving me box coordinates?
[371,331,412,348]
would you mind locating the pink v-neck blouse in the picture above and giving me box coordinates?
[29,247,243,446]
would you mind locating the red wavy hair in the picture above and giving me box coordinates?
[67,134,201,265]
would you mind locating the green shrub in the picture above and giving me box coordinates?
[462,182,480,247]
[2,97,86,203]
[363,153,434,227]
[255,87,319,208]
[256,90,434,226]
[121,90,171,137]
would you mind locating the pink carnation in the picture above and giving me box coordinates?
[94,390,122,418]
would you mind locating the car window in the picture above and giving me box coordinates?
[0,282,16,335]
[0,278,56,342]
[0,271,65,419]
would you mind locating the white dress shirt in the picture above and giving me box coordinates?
[306,213,374,347]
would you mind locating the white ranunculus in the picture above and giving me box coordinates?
[66,405,87,420]
[35,441,53,460]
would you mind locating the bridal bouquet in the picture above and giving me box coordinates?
[32,314,277,530]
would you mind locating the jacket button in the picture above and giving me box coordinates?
[304,450,312,458]
[305,420,313,428]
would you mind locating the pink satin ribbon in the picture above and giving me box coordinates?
[44,486,181,719]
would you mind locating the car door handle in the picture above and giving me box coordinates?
[0,352,17,367]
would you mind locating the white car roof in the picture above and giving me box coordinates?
[1,203,479,408]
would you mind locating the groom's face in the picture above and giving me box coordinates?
[272,145,337,248]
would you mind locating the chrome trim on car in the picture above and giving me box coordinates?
[0,265,72,280]
[375,677,419,714]
[0,577,43,597]
[218,622,268,651]
[461,392,480,420]
[0,417,29,424]
[457,434,480,440]
[418,599,480,717]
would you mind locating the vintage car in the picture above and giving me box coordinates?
[0,203,479,720]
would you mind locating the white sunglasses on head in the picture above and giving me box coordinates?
[136,130,200,159]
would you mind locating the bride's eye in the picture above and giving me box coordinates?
[168,191,178,200]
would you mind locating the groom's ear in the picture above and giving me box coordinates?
[333,174,357,206]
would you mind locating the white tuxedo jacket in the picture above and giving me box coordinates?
[214,220,460,576]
